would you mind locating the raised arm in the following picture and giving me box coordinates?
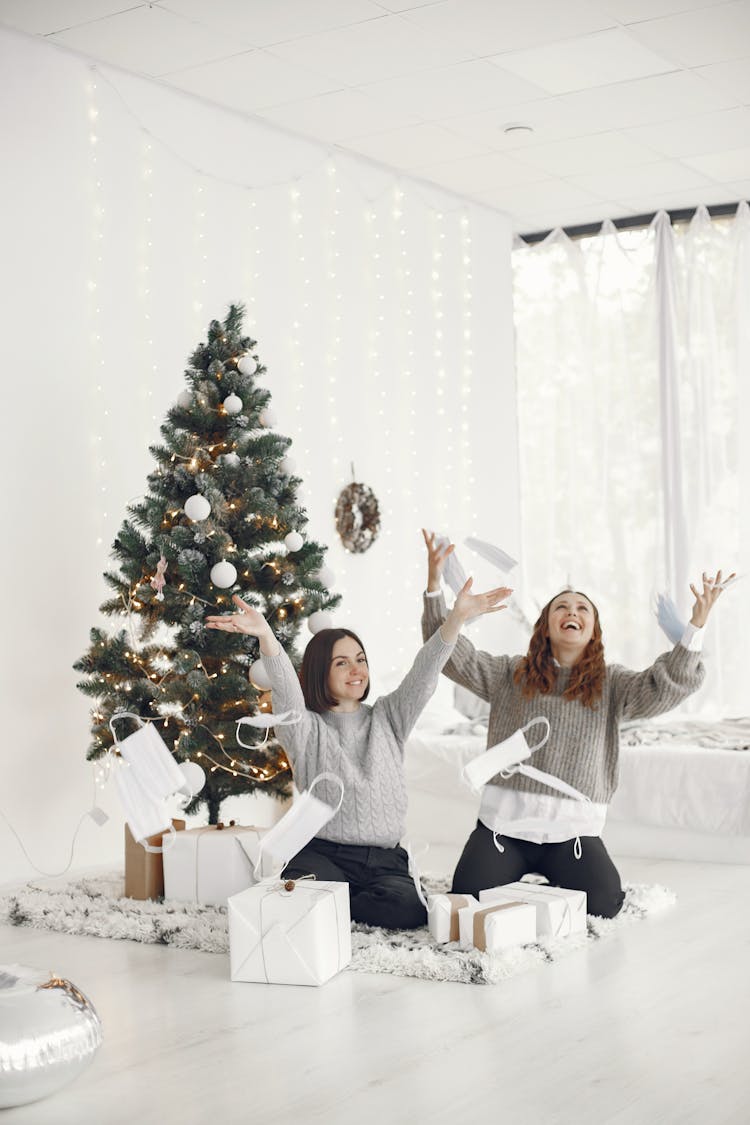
[421,529,513,701]
[206,595,311,756]
[615,570,731,721]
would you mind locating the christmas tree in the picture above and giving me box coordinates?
[75,304,340,823]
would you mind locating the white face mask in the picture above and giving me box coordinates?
[247,773,344,879]
[110,713,187,847]
[462,717,550,793]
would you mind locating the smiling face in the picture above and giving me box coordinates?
[327,636,369,709]
[546,591,596,663]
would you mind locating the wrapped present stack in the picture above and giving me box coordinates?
[428,882,588,952]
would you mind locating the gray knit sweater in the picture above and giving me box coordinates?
[422,592,705,803]
[262,628,456,847]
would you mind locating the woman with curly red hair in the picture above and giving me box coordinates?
[421,530,731,918]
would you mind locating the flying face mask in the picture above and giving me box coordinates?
[461,717,550,793]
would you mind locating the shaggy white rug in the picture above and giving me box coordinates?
[0,874,675,986]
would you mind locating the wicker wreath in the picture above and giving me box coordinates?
[335,481,381,554]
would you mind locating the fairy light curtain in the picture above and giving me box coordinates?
[512,203,750,717]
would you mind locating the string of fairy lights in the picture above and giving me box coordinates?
[82,59,494,700]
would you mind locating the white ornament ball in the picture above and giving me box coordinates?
[222,452,240,467]
[258,408,276,428]
[184,494,211,521]
[223,393,243,415]
[178,761,206,798]
[177,390,193,409]
[210,560,237,588]
[238,355,257,377]
[0,964,102,1109]
[284,531,304,553]
[279,455,296,475]
[314,565,335,588]
[308,610,333,635]
[249,659,272,690]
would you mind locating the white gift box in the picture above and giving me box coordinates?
[427,893,477,944]
[457,898,537,952]
[228,879,351,986]
[479,882,587,938]
[162,825,266,905]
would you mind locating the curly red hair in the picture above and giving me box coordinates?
[513,590,605,709]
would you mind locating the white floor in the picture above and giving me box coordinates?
[1,855,749,1125]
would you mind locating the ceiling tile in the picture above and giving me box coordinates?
[628,1,750,67]
[373,0,445,9]
[624,107,750,159]
[516,201,638,234]
[517,132,662,176]
[157,0,384,48]
[399,0,615,55]
[345,122,490,170]
[255,88,423,142]
[596,0,732,21]
[359,59,546,120]
[489,28,678,95]
[267,13,471,86]
[417,152,545,193]
[694,56,750,104]
[570,159,716,198]
[164,48,340,109]
[0,0,141,35]
[681,146,750,180]
[474,178,606,213]
[50,4,240,75]
[614,185,745,214]
[553,69,738,133]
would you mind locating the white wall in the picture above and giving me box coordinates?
[0,28,519,884]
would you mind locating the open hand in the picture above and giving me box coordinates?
[422,528,454,592]
[689,570,736,628]
[454,577,513,623]
[206,595,271,637]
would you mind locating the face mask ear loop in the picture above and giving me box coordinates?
[492,831,505,855]
[574,837,582,860]
[520,716,551,754]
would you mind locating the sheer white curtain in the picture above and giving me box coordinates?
[512,203,749,717]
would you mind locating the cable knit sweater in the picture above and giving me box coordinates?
[262,628,456,848]
[422,592,706,804]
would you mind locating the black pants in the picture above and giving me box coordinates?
[452,821,625,919]
[282,837,426,930]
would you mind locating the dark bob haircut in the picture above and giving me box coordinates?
[300,628,370,714]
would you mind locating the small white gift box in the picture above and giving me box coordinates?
[479,882,587,938]
[162,825,265,906]
[457,898,537,953]
[427,893,478,944]
[228,879,351,986]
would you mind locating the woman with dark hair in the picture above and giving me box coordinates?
[421,531,732,918]
[206,575,510,929]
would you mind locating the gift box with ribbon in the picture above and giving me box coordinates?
[228,877,351,986]
[479,882,587,938]
[457,898,537,953]
[427,892,477,944]
[125,818,185,900]
[162,823,266,906]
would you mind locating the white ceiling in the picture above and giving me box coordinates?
[2,0,749,233]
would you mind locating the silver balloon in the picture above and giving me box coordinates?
[0,964,102,1109]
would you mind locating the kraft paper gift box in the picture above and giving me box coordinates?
[125,819,185,900]
[479,883,587,938]
[428,893,478,944]
[457,898,537,953]
[228,878,352,987]
[162,824,266,906]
